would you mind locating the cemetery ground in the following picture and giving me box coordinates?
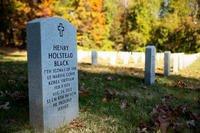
[0,48,200,133]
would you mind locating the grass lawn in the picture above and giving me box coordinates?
[0,48,200,133]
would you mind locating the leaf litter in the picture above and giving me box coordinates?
[137,93,200,132]
[79,86,89,97]
[69,119,86,128]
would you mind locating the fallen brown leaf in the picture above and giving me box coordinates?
[158,115,170,133]
[174,80,186,88]
[102,88,116,103]
[69,120,85,128]
[102,97,108,103]
[79,86,89,97]
[120,100,128,109]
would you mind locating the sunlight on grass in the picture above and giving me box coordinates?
[0,50,199,132]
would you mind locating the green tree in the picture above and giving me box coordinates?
[151,0,200,52]
[127,0,161,51]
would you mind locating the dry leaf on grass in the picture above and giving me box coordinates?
[174,80,186,88]
[137,94,200,132]
[120,100,128,109]
[79,86,89,97]
[69,120,85,128]
[102,97,108,103]
[102,88,116,103]
[157,115,170,133]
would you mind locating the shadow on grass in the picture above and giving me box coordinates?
[0,61,199,132]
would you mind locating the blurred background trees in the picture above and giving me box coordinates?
[0,0,199,53]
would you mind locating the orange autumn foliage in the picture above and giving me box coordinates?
[73,0,106,48]
[36,0,55,17]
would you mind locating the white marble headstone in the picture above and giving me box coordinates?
[91,50,98,65]
[131,52,139,64]
[109,52,117,65]
[164,51,171,76]
[173,53,179,73]
[27,17,79,132]
[178,53,184,70]
[118,52,130,65]
[144,46,156,85]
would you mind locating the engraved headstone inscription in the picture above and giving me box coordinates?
[27,17,78,132]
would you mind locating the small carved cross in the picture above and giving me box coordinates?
[57,23,64,37]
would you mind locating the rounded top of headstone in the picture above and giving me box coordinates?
[146,45,156,50]
[146,45,155,48]
[164,51,171,53]
[28,17,75,30]
[28,16,66,23]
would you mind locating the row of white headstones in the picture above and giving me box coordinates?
[78,50,200,73]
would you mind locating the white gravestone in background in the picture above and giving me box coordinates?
[178,53,184,70]
[91,50,98,65]
[141,53,145,64]
[173,53,179,73]
[118,52,130,65]
[164,51,171,76]
[144,46,156,85]
[109,52,117,65]
[27,17,79,132]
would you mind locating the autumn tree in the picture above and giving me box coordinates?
[0,0,55,48]
[151,0,200,52]
[74,0,107,49]
[1,0,200,52]
[126,0,162,51]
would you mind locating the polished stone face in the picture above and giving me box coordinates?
[27,17,78,132]
[145,46,156,85]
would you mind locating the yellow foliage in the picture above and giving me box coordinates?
[70,0,106,48]
[90,0,103,12]
[36,0,54,17]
